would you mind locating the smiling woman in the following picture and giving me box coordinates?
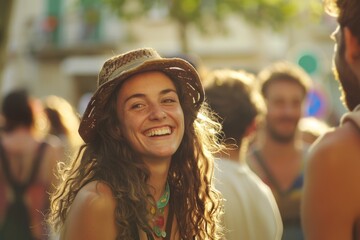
[117,72,185,162]
[46,48,225,240]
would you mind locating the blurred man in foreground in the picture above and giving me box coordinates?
[301,0,360,239]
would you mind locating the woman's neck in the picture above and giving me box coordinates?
[146,159,171,201]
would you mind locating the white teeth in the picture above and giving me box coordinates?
[145,127,171,137]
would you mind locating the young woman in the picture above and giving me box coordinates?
[47,48,224,240]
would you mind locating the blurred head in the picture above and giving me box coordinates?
[258,61,312,143]
[44,95,73,137]
[43,95,82,151]
[1,89,34,132]
[325,0,360,110]
[204,69,265,148]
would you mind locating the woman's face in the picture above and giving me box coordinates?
[117,71,185,163]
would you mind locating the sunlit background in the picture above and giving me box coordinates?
[0,0,346,126]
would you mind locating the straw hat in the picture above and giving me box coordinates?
[78,48,204,143]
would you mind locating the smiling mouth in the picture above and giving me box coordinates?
[144,126,172,137]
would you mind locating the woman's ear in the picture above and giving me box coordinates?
[344,27,360,64]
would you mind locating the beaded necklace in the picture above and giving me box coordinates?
[150,182,170,238]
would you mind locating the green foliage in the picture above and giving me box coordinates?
[219,0,322,30]
[169,0,202,23]
[102,0,322,30]
[100,0,323,51]
[101,0,153,20]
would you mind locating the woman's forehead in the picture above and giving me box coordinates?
[117,72,177,99]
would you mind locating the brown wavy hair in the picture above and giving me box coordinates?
[47,76,224,239]
[258,61,312,99]
[204,69,266,148]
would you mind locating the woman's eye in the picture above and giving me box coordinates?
[163,98,176,103]
[131,103,145,109]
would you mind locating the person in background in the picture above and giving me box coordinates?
[0,89,63,240]
[46,48,224,240]
[43,95,83,161]
[204,69,283,240]
[247,61,312,240]
[0,114,5,132]
[301,0,360,239]
[298,116,332,146]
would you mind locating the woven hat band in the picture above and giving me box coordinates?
[98,49,160,87]
[107,53,160,84]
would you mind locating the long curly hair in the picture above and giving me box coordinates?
[47,77,224,240]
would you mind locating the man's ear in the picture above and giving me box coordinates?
[344,27,360,64]
[244,120,257,138]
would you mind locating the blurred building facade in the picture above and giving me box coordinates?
[1,0,346,123]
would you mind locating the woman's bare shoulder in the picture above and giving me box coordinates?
[73,181,116,215]
[62,181,117,240]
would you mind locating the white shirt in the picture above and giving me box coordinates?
[214,159,283,240]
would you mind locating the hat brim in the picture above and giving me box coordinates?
[78,57,204,143]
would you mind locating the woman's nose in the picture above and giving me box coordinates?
[149,105,167,120]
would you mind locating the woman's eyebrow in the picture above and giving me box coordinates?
[123,88,177,104]
[160,88,177,95]
[124,93,146,104]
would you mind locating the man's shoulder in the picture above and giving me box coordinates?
[215,159,273,197]
[340,104,360,130]
[307,122,360,173]
[312,121,359,151]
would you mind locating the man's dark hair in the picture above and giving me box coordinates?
[204,69,265,147]
[325,0,360,41]
[2,89,34,132]
[258,61,312,99]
